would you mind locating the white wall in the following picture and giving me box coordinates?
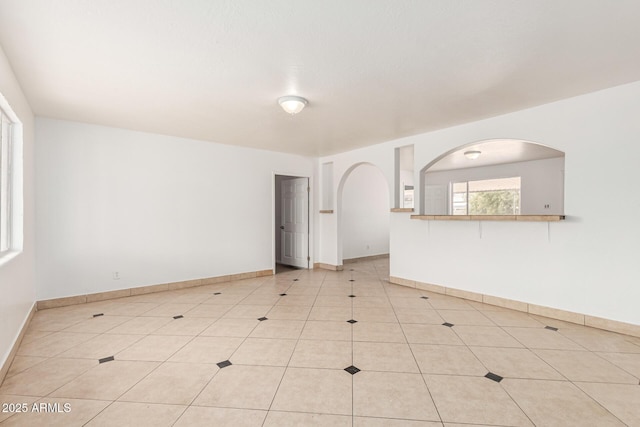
[341,164,389,259]
[424,157,565,215]
[320,81,640,326]
[0,45,36,372]
[321,162,333,210]
[35,119,314,300]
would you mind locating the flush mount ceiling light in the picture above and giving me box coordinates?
[464,150,481,160]
[278,95,308,115]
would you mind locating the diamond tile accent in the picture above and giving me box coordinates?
[280,293,287,296]
[217,360,232,369]
[11,256,640,424]
[349,279,355,282]
[485,372,503,382]
[442,322,454,327]
[258,317,268,321]
[293,279,299,281]
[344,365,361,375]
[348,295,356,298]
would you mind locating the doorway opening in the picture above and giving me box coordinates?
[337,163,389,266]
[274,174,310,274]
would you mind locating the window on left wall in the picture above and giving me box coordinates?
[0,105,15,253]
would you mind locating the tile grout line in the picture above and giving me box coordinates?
[588,351,640,382]
[379,266,444,425]
[442,310,546,426]
[454,310,624,425]
[350,268,355,424]
[415,274,574,426]
[260,267,325,425]
[6,259,639,425]
[182,275,281,420]
[497,322,582,384]
[160,274,285,425]
[59,315,205,425]
[569,381,635,426]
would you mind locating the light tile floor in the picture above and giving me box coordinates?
[2,259,640,426]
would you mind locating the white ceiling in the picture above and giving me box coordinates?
[1,1,640,157]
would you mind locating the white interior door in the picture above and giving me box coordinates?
[280,177,309,268]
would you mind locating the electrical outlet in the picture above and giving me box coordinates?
[544,204,550,209]
[113,271,120,280]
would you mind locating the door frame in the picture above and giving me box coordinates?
[272,172,313,273]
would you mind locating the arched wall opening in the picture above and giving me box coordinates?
[418,139,565,216]
[337,162,390,266]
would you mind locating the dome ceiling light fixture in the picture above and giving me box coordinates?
[278,95,308,115]
[464,150,482,160]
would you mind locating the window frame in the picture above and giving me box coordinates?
[1,111,13,253]
[0,92,21,261]
[451,176,521,216]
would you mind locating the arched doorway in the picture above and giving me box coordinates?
[337,163,390,266]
